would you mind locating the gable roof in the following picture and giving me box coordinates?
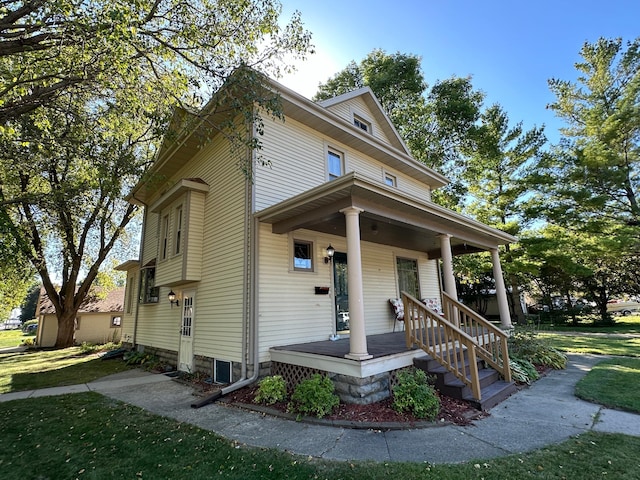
[316,87,410,154]
[129,71,448,204]
[39,287,125,315]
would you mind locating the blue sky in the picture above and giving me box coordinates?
[279,0,638,144]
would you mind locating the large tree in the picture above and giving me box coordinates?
[532,37,640,231]
[525,37,640,318]
[0,0,312,347]
[463,104,546,322]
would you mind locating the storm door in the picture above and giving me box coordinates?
[333,252,349,333]
[178,291,195,372]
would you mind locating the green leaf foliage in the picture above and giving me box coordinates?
[254,375,287,405]
[0,0,312,347]
[392,368,440,420]
[289,374,339,419]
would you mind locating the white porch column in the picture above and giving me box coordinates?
[340,206,372,361]
[439,234,458,299]
[491,247,513,329]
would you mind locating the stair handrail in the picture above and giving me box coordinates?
[441,291,511,382]
[401,291,482,401]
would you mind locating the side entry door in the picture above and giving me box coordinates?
[178,290,195,372]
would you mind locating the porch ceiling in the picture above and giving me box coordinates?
[255,173,516,258]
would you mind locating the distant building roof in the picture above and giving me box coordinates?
[39,287,125,315]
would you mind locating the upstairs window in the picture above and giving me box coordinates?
[140,266,159,304]
[293,240,313,271]
[384,173,397,187]
[174,205,183,255]
[353,114,371,133]
[327,149,343,181]
[161,214,169,260]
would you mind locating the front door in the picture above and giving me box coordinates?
[333,252,349,333]
[178,291,195,372]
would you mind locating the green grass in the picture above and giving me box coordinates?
[0,329,34,349]
[537,332,640,357]
[537,314,640,334]
[575,357,640,413]
[1,393,640,479]
[0,346,133,394]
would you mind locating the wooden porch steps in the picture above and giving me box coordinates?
[414,353,517,411]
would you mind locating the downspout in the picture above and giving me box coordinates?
[191,127,260,408]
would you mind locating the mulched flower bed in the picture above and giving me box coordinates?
[219,384,488,427]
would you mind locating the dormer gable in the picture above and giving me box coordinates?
[317,87,410,155]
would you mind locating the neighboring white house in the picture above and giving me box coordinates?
[116,73,515,404]
[36,288,124,347]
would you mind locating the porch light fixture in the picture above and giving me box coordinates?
[324,244,335,264]
[168,290,180,308]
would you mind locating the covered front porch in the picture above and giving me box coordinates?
[257,172,517,362]
[269,292,514,407]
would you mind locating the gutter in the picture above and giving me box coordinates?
[191,131,260,408]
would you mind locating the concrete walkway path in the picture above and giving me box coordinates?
[1,354,639,463]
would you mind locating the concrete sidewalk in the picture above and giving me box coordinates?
[2,354,640,463]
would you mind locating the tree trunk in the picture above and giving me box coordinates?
[55,311,77,348]
[507,274,526,324]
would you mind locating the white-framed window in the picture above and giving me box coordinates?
[174,205,183,255]
[126,274,135,314]
[327,148,344,181]
[353,114,371,133]
[140,267,159,304]
[161,214,169,260]
[384,172,397,187]
[111,316,122,327]
[293,240,314,272]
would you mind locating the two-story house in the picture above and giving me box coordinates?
[117,74,516,409]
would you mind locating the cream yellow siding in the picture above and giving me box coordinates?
[324,96,392,145]
[257,225,333,361]
[254,116,431,211]
[257,225,440,361]
[254,116,326,212]
[37,315,57,347]
[75,313,122,344]
[184,191,205,281]
[121,272,137,344]
[141,211,159,266]
[37,312,122,347]
[136,133,247,362]
[155,190,205,286]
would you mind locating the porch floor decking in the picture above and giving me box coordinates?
[272,331,418,359]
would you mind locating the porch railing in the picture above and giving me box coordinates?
[441,291,511,383]
[402,291,511,401]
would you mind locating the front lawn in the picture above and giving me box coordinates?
[1,393,639,479]
[0,346,133,394]
[537,332,640,357]
[0,330,34,349]
[575,357,640,413]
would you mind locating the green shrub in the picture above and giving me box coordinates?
[80,341,122,354]
[21,319,38,333]
[123,350,157,366]
[254,375,287,405]
[21,337,35,348]
[510,358,539,384]
[508,328,567,369]
[392,368,440,420]
[289,374,339,419]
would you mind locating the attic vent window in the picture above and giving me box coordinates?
[354,115,370,133]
